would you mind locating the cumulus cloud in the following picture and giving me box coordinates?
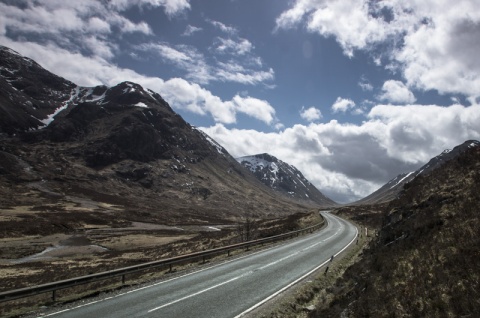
[276,0,390,57]
[232,95,276,124]
[201,103,480,203]
[0,1,274,88]
[276,0,480,99]
[378,80,416,104]
[0,0,157,62]
[0,0,155,37]
[300,106,322,122]
[331,97,356,113]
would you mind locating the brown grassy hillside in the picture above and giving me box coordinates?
[312,146,480,317]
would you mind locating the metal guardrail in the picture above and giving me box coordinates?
[0,220,325,303]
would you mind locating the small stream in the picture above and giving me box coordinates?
[10,244,108,264]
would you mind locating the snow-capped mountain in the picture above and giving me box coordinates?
[0,45,317,225]
[358,140,480,204]
[236,153,336,206]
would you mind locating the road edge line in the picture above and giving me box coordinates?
[234,216,358,318]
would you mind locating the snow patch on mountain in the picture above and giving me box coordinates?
[389,171,414,189]
[40,86,82,127]
[135,102,148,108]
[236,153,337,206]
[195,128,227,156]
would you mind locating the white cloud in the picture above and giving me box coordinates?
[300,106,322,122]
[0,1,154,36]
[276,0,390,57]
[109,0,191,17]
[214,37,253,55]
[182,25,202,36]
[138,42,213,84]
[215,63,275,85]
[138,42,274,85]
[276,0,480,99]
[83,37,117,60]
[331,97,356,113]
[208,19,237,35]
[232,95,276,124]
[378,80,416,104]
[88,17,111,33]
[358,75,373,91]
[201,102,480,203]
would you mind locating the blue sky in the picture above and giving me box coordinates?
[1,0,480,203]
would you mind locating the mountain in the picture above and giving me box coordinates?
[313,142,480,317]
[0,46,315,238]
[0,46,78,134]
[357,140,480,204]
[236,153,336,207]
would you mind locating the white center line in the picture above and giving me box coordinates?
[147,270,253,313]
[148,230,340,313]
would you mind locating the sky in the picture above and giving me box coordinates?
[1,0,480,203]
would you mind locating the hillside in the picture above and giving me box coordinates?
[0,45,317,234]
[357,140,480,204]
[0,44,324,275]
[236,153,336,207]
[312,144,480,317]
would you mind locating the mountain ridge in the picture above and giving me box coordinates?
[0,45,320,239]
[236,153,336,206]
[357,140,480,204]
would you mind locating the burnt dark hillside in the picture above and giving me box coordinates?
[312,145,480,317]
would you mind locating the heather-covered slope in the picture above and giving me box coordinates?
[357,140,480,204]
[312,145,480,317]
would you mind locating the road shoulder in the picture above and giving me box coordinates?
[243,220,371,318]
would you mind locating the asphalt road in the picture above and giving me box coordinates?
[40,212,357,318]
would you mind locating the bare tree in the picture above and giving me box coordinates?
[237,212,257,242]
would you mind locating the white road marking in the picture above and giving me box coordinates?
[39,247,276,317]
[41,213,353,318]
[148,270,253,313]
[147,220,346,313]
[234,221,358,318]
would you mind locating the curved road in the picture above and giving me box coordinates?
[40,212,357,318]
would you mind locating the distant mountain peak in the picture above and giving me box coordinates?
[236,153,336,207]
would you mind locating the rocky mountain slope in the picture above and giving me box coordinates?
[0,45,316,238]
[357,140,480,204]
[313,143,480,317]
[237,153,336,206]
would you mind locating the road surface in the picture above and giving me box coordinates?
[40,212,357,318]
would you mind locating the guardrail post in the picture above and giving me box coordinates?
[227,250,231,257]
[122,274,126,285]
[52,290,56,302]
